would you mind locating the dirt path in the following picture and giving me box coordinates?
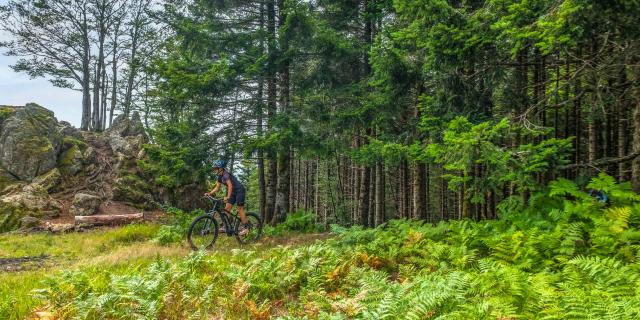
[0,226,332,273]
[0,256,49,272]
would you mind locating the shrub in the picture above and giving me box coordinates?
[154,207,201,245]
[264,210,325,236]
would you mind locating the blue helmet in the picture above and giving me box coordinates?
[212,159,227,169]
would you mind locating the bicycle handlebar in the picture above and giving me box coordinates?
[202,195,221,200]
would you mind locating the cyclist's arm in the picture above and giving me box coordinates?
[209,181,221,195]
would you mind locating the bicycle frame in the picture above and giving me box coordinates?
[204,196,240,235]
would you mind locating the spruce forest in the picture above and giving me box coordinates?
[1,0,640,319]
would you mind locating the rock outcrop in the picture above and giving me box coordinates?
[0,103,153,232]
[0,104,63,181]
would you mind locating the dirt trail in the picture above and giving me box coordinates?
[1,230,332,273]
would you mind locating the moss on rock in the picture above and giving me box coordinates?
[0,107,16,126]
[58,144,83,176]
[0,208,21,232]
[0,169,17,193]
[61,136,88,152]
[0,104,63,181]
[113,174,152,209]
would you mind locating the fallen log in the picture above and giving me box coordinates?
[74,212,144,226]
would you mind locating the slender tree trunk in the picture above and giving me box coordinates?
[256,2,267,221]
[425,162,430,222]
[101,66,107,130]
[273,0,290,224]
[633,98,640,192]
[374,161,384,226]
[109,33,119,128]
[618,67,630,181]
[368,163,375,227]
[265,0,277,224]
[353,136,361,222]
[574,70,582,177]
[81,10,91,131]
[358,165,371,226]
[412,162,426,219]
[92,2,108,131]
[124,2,145,118]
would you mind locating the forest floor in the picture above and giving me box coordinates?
[0,223,330,319]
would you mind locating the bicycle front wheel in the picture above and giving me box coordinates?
[235,212,263,244]
[188,214,219,251]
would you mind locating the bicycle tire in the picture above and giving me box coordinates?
[187,214,219,251]
[235,212,263,244]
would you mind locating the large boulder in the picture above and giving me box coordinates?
[0,104,63,181]
[0,184,62,232]
[70,193,102,216]
[105,112,148,155]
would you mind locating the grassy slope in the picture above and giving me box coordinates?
[0,224,164,319]
[0,224,328,320]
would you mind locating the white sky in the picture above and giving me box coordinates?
[0,0,82,126]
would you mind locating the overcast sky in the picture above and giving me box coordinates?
[0,0,83,127]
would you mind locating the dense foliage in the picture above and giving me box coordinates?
[29,175,640,319]
[136,0,640,227]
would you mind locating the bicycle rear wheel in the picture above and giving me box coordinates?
[188,214,219,250]
[235,212,263,244]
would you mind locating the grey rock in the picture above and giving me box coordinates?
[59,146,83,175]
[0,184,62,232]
[31,168,61,192]
[108,112,147,138]
[19,216,39,229]
[70,193,101,216]
[0,103,63,181]
[106,112,148,155]
[83,146,96,163]
[58,121,82,139]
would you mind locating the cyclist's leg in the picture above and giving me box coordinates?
[224,202,234,215]
[236,188,248,224]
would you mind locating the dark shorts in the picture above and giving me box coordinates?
[227,187,246,206]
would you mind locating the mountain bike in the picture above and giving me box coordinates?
[187,195,263,251]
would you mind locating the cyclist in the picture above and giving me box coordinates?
[204,160,250,235]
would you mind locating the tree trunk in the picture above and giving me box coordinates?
[633,101,640,192]
[374,161,384,226]
[264,0,277,224]
[92,3,107,131]
[81,13,91,131]
[412,162,426,220]
[101,66,107,130]
[75,213,143,226]
[618,67,630,181]
[123,3,145,118]
[358,165,371,226]
[273,0,290,224]
[109,31,119,128]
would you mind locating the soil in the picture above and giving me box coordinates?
[0,255,49,272]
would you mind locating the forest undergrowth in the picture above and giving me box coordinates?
[3,173,637,319]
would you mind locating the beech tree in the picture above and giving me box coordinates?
[1,0,93,129]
